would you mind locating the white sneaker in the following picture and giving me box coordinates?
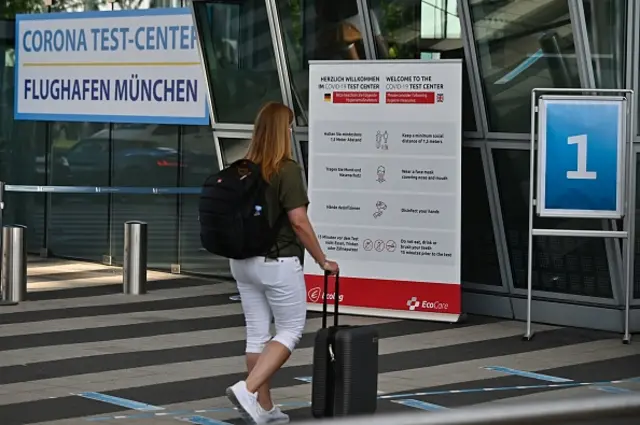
[259,405,290,424]
[226,381,264,424]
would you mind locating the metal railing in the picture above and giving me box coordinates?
[0,182,155,299]
[295,393,640,425]
[3,184,202,195]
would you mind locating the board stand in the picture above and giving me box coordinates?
[525,88,635,344]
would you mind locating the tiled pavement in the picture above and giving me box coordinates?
[1,259,640,425]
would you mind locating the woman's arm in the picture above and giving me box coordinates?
[279,162,339,273]
[287,206,326,266]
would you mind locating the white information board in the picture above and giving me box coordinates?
[14,8,209,125]
[303,60,463,322]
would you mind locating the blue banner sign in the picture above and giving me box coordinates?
[14,8,209,125]
[536,96,626,219]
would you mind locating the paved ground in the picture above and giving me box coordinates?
[0,259,639,425]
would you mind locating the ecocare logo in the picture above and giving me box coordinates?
[308,287,322,303]
[406,296,449,311]
[407,297,420,311]
[307,287,344,303]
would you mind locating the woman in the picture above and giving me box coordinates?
[314,0,388,60]
[226,102,339,425]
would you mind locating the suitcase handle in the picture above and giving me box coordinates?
[322,270,339,329]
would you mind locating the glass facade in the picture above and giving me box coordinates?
[460,147,500,287]
[192,0,283,123]
[470,0,579,134]
[493,149,612,298]
[583,0,627,89]
[0,1,228,277]
[1,0,639,327]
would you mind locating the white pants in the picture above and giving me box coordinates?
[230,256,307,353]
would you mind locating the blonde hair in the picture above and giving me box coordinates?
[245,102,294,182]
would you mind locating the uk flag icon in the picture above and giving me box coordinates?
[436,93,444,103]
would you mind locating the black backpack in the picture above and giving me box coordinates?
[199,159,283,259]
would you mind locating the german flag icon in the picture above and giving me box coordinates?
[324,93,332,102]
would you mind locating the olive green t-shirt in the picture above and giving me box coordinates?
[264,160,309,260]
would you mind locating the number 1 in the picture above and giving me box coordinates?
[566,134,597,180]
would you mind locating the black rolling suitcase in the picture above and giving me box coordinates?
[311,271,379,418]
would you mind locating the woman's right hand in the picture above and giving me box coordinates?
[323,260,340,275]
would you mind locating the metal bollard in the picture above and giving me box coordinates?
[123,221,147,295]
[1,225,27,303]
[0,182,18,306]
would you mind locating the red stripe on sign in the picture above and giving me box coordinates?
[333,91,380,104]
[304,275,461,314]
[386,92,435,104]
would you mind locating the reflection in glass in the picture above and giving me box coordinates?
[48,122,111,261]
[180,125,219,185]
[180,127,230,277]
[493,149,613,298]
[368,0,461,59]
[192,0,282,124]
[296,136,309,175]
[277,0,475,130]
[110,124,180,187]
[351,0,476,131]
[109,125,181,268]
[219,137,251,167]
[52,124,110,186]
[470,0,580,133]
[583,0,626,90]
[276,0,365,125]
[461,148,500,286]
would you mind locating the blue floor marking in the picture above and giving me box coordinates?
[177,415,232,425]
[378,379,639,400]
[594,386,634,393]
[377,383,577,400]
[295,376,385,394]
[85,410,227,422]
[76,392,164,411]
[484,366,634,394]
[391,399,447,411]
[484,366,572,383]
[83,378,640,421]
[494,49,544,84]
[590,385,633,394]
[84,401,311,421]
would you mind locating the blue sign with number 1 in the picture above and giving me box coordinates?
[537,96,626,218]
